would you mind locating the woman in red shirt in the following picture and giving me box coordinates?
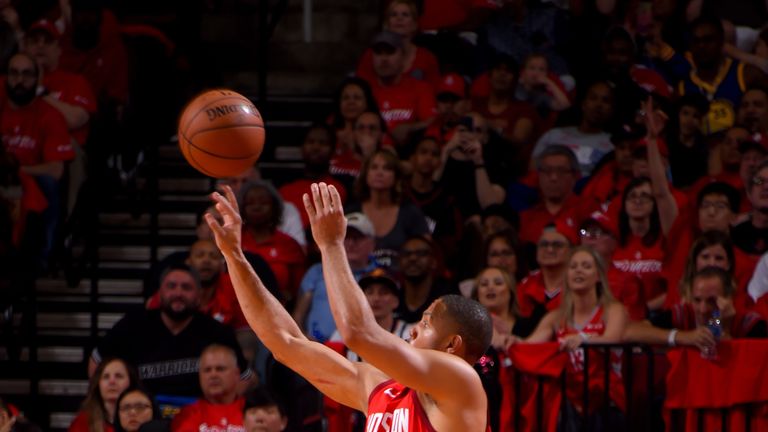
[328,77,380,154]
[69,358,139,432]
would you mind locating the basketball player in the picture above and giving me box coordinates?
[206,183,492,431]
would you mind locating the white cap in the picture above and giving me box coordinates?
[346,212,375,237]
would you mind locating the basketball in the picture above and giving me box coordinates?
[177,89,265,178]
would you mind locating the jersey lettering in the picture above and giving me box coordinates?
[366,408,410,432]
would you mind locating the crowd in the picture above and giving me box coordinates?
[4,0,768,430]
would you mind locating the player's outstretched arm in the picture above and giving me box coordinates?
[207,186,385,411]
[303,183,486,412]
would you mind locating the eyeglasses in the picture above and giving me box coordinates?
[538,240,568,250]
[753,176,768,187]
[627,192,653,203]
[488,249,515,258]
[119,403,151,414]
[400,249,431,258]
[700,201,730,211]
[579,228,606,239]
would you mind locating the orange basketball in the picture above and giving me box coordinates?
[177,89,265,178]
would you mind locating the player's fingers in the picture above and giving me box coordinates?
[211,192,236,218]
[311,183,323,216]
[303,193,317,220]
[319,182,331,212]
[221,184,239,209]
[205,213,224,236]
[329,185,342,212]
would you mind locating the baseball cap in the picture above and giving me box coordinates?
[580,211,617,239]
[371,31,404,51]
[739,140,768,156]
[542,218,579,246]
[358,267,400,295]
[28,19,61,40]
[346,212,375,237]
[611,123,645,145]
[436,73,466,100]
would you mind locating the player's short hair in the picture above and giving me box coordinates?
[436,295,492,362]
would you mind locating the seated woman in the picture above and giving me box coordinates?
[327,77,380,155]
[114,387,166,432]
[523,246,628,423]
[330,111,387,188]
[346,149,429,268]
[69,358,139,432]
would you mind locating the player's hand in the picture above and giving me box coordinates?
[303,182,346,249]
[559,334,583,351]
[206,185,243,257]
[677,327,715,351]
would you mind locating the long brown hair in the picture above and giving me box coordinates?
[678,231,735,302]
[471,266,520,318]
[354,149,403,203]
[559,246,616,324]
[82,358,139,432]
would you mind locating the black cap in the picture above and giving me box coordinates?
[359,267,400,295]
[371,31,404,51]
[739,140,768,155]
[611,123,646,145]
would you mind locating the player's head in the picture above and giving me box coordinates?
[409,295,492,364]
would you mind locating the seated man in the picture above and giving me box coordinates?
[171,344,245,431]
[242,387,288,432]
[624,267,767,351]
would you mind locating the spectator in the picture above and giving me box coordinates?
[471,54,537,147]
[278,124,347,229]
[292,212,377,343]
[668,94,710,188]
[242,388,287,432]
[238,180,306,303]
[436,112,509,220]
[347,149,429,267]
[362,31,436,147]
[69,358,138,432]
[1,52,74,268]
[171,345,245,431]
[328,77,379,154]
[329,111,385,185]
[59,0,128,108]
[219,167,306,249]
[484,229,525,282]
[523,246,628,422]
[581,123,641,209]
[396,235,457,323]
[625,267,767,353]
[515,53,572,121]
[114,387,164,432]
[356,0,440,88]
[732,160,768,255]
[737,86,768,144]
[0,397,41,432]
[424,73,470,144]
[517,222,574,319]
[89,264,253,401]
[519,145,595,246]
[531,80,615,176]
[579,213,646,320]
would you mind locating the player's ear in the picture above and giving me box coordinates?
[445,334,463,355]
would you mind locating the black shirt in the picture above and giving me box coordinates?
[396,278,459,323]
[731,218,768,256]
[94,310,251,398]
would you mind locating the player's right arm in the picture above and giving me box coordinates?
[207,186,386,411]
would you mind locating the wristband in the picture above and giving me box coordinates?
[667,329,678,347]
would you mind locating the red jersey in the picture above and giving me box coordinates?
[555,306,626,413]
[367,76,437,134]
[67,411,113,432]
[279,176,347,227]
[607,266,646,320]
[612,235,666,303]
[171,397,245,432]
[471,97,538,140]
[366,380,437,432]
[357,47,441,89]
[518,195,598,245]
[329,149,362,178]
[580,161,632,210]
[44,69,97,145]
[1,98,73,166]
[241,229,306,298]
[518,270,562,318]
[147,272,248,329]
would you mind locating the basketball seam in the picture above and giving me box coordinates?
[189,123,265,140]
[183,136,220,177]
[180,94,261,133]
[184,135,261,160]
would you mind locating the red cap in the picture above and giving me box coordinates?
[580,211,618,239]
[28,19,61,40]
[436,73,466,99]
[632,137,669,158]
[544,217,579,246]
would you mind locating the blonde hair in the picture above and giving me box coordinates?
[471,266,520,318]
[559,246,616,324]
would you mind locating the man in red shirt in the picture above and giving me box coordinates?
[172,344,246,431]
[207,183,492,431]
[279,124,347,228]
[363,31,437,148]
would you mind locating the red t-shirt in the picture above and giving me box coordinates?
[241,230,306,299]
[367,76,437,134]
[580,161,633,210]
[59,10,129,104]
[555,306,626,413]
[1,98,74,166]
[171,397,245,432]
[329,148,362,178]
[68,411,113,432]
[147,272,248,329]
[612,235,666,303]
[279,176,347,227]
[518,195,598,246]
[471,97,538,140]
[357,47,441,89]
[608,266,646,320]
[366,379,438,432]
[44,69,98,145]
[518,270,563,318]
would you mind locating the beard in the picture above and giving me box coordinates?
[160,299,197,322]
[6,81,36,107]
